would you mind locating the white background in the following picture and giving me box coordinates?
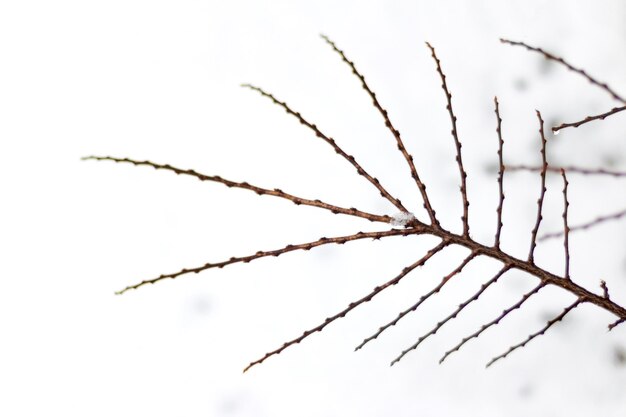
[1,1,626,416]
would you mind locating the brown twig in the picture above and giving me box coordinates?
[538,207,626,241]
[241,84,408,213]
[243,240,448,372]
[81,156,392,225]
[552,105,626,133]
[486,298,584,368]
[426,42,470,237]
[561,169,571,281]
[356,251,477,352]
[494,97,505,248]
[528,111,548,263]
[505,164,626,178]
[500,39,626,104]
[114,228,425,295]
[321,34,439,227]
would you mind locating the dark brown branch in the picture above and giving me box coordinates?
[388,254,478,365]
[389,263,511,365]
[506,164,626,178]
[356,251,477,352]
[440,282,545,364]
[419,227,626,321]
[82,156,392,225]
[501,39,626,104]
[243,240,449,372]
[114,228,423,295]
[486,298,584,368]
[426,42,470,237]
[538,207,626,241]
[553,105,626,133]
[528,111,548,263]
[241,84,408,213]
[561,169,571,281]
[494,97,505,248]
[320,34,439,227]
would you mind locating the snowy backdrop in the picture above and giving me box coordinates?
[1,1,626,416]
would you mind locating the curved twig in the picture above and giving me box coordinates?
[501,39,626,103]
[552,105,626,133]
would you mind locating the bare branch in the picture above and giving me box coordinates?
[426,42,470,237]
[241,84,408,213]
[243,240,449,372]
[539,207,626,241]
[320,34,440,227]
[501,39,626,103]
[494,97,505,248]
[506,164,626,179]
[561,169,571,281]
[356,250,478,352]
[486,298,584,368]
[82,156,392,225]
[440,282,545,364]
[87,38,626,371]
[553,105,626,133]
[528,111,548,263]
[115,228,423,295]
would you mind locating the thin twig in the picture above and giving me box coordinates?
[241,84,408,213]
[243,240,449,372]
[426,42,470,237]
[539,207,626,241]
[440,282,545,364]
[321,34,440,227]
[356,251,478,352]
[494,97,505,248]
[561,169,571,281]
[486,298,583,367]
[501,39,626,103]
[114,228,424,295]
[82,156,392,225]
[553,105,626,133]
[506,164,626,178]
[528,111,548,263]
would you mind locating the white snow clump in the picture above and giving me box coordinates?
[390,211,416,227]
